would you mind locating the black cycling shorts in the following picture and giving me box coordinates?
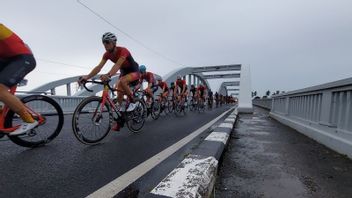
[0,54,36,87]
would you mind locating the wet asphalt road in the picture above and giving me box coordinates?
[215,106,352,198]
[0,105,231,198]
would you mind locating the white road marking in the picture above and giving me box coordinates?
[205,132,229,144]
[87,107,236,198]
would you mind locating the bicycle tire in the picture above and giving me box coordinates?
[72,96,112,145]
[126,98,146,133]
[5,95,64,148]
[151,100,161,120]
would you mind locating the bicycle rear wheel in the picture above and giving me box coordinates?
[72,96,112,145]
[5,95,64,148]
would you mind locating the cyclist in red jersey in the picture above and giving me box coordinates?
[139,65,159,105]
[196,84,207,103]
[173,75,188,103]
[0,24,38,135]
[157,78,169,102]
[79,32,140,112]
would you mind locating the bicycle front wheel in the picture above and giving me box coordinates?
[151,100,161,120]
[5,95,64,148]
[126,98,146,133]
[72,96,112,145]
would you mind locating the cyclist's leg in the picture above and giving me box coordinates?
[118,72,140,102]
[0,55,37,134]
[0,55,35,119]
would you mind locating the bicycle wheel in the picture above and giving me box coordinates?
[126,98,146,133]
[167,99,174,113]
[151,100,161,120]
[72,96,112,145]
[198,99,205,113]
[5,95,64,148]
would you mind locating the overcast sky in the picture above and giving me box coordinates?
[2,0,352,96]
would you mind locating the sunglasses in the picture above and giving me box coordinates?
[102,40,111,45]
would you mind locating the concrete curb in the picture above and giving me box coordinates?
[148,107,238,198]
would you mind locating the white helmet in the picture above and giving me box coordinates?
[102,32,117,43]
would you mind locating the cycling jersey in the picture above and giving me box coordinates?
[140,72,156,84]
[208,91,213,98]
[102,46,138,76]
[197,85,205,92]
[175,79,187,89]
[158,81,168,91]
[0,24,31,58]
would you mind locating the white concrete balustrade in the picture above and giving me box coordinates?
[267,77,352,158]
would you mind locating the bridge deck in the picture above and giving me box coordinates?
[215,106,352,198]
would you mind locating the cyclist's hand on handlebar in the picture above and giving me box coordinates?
[78,75,88,85]
[100,74,110,82]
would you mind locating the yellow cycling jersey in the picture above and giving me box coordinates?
[0,24,31,58]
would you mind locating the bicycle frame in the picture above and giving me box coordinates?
[0,86,45,133]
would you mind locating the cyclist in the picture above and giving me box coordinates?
[79,32,140,112]
[157,78,169,102]
[196,84,206,104]
[173,75,188,105]
[139,65,158,106]
[189,85,196,101]
[215,92,219,107]
[0,23,38,135]
[208,89,213,107]
[189,84,197,108]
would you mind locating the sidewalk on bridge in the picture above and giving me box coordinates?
[214,106,352,198]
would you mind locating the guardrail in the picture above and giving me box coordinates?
[269,77,352,158]
[252,98,272,110]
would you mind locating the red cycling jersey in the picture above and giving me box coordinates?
[0,24,31,58]
[140,72,155,84]
[197,85,205,91]
[102,46,138,75]
[175,79,186,89]
[158,81,168,90]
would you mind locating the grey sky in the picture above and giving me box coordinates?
[2,0,352,96]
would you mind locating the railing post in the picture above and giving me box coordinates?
[319,91,334,127]
[285,97,290,115]
[66,83,71,96]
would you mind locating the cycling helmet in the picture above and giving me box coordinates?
[176,75,182,80]
[139,65,147,73]
[102,32,117,43]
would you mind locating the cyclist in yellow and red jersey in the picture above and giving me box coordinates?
[173,75,188,103]
[139,65,159,105]
[0,23,38,136]
[79,32,140,112]
[157,78,169,102]
[196,84,207,103]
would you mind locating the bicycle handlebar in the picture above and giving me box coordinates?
[79,78,115,93]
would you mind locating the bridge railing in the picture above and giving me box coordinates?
[269,77,352,158]
[252,98,272,110]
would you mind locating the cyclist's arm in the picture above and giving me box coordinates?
[86,59,107,79]
[107,57,126,77]
[182,84,186,94]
